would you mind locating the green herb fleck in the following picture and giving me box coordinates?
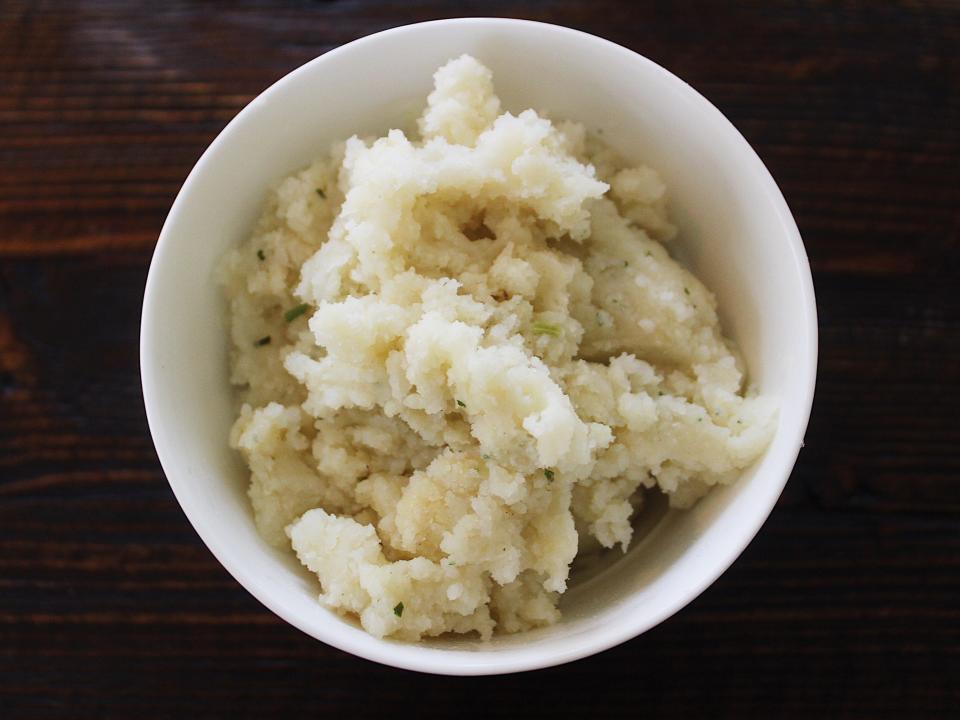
[482,454,491,460]
[284,303,309,322]
[544,469,555,481]
[315,188,326,198]
[646,251,653,257]
[254,335,271,347]
[658,390,664,396]
[393,602,404,617]
[624,261,629,267]
[531,321,562,337]
[684,287,691,296]
[256,249,265,261]
[737,419,743,424]
[456,399,466,408]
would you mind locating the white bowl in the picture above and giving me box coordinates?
[141,18,817,675]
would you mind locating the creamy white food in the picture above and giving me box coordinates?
[221,55,776,641]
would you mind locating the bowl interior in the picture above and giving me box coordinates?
[141,19,815,674]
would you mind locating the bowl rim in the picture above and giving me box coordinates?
[140,16,818,675]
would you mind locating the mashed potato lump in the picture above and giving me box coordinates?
[222,55,776,640]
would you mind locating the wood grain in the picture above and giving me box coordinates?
[1,1,958,717]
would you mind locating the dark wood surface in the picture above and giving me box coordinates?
[2,1,958,717]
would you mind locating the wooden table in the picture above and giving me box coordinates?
[2,2,958,716]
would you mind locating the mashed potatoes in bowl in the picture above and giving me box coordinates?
[220,55,776,642]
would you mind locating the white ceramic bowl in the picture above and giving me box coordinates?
[141,18,817,675]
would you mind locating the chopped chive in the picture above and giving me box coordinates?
[684,287,691,296]
[456,399,466,408]
[624,261,629,267]
[284,303,309,322]
[393,602,404,617]
[256,249,265,261]
[544,469,555,481]
[315,188,326,198]
[646,251,652,257]
[531,321,562,337]
[254,335,271,347]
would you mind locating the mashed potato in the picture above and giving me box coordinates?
[221,55,776,641]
